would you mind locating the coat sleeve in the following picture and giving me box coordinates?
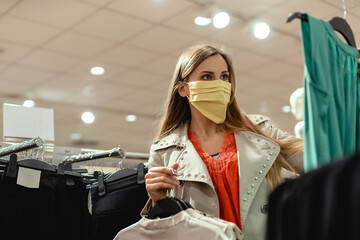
[249,114,304,174]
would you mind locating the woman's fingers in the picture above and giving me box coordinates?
[148,166,177,176]
[145,164,181,203]
[146,174,180,186]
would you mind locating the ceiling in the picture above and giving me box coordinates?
[0,0,359,156]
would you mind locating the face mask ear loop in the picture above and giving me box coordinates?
[183,79,191,100]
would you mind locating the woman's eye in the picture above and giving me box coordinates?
[201,74,211,80]
[220,74,229,80]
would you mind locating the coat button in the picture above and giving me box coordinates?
[261,204,269,214]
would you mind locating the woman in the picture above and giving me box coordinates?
[143,44,303,239]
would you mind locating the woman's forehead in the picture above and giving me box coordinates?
[194,54,228,72]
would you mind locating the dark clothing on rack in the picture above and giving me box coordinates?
[0,160,92,240]
[90,164,148,240]
[266,151,360,240]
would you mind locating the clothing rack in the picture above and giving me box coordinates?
[64,146,127,163]
[0,137,45,158]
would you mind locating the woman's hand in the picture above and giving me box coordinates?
[145,162,180,205]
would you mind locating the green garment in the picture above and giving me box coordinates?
[301,14,360,172]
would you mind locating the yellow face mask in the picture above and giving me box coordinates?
[187,80,232,124]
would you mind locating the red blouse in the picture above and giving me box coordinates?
[188,129,241,229]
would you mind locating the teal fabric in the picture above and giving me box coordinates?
[301,14,360,172]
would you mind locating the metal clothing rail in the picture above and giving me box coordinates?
[0,137,45,158]
[64,146,127,163]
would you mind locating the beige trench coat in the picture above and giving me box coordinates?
[142,115,303,240]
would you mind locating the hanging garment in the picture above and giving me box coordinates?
[301,14,360,172]
[114,208,242,240]
[90,163,148,240]
[0,158,92,240]
[265,151,360,240]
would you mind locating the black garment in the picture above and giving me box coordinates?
[90,163,148,240]
[266,152,360,240]
[0,159,92,240]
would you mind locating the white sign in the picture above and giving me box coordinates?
[3,103,54,141]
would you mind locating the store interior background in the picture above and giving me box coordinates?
[0,0,359,165]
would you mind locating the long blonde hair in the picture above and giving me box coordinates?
[156,44,302,189]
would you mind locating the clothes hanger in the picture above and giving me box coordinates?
[146,197,185,219]
[105,162,146,183]
[286,12,356,47]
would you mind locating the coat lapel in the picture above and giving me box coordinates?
[235,131,280,225]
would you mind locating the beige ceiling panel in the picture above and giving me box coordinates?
[0,15,61,46]
[283,48,304,66]
[33,85,74,102]
[128,26,201,54]
[44,31,115,57]
[247,61,302,83]
[146,76,172,94]
[235,73,269,92]
[80,0,113,6]
[231,50,273,73]
[19,49,83,72]
[261,0,340,35]
[0,61,8,71]
[111,69,167,88]
[0,64,55,85]
[0,80,33,96]
[126,85,167,102]
[96,44,159,67]
[108,0,193,22]
[140,55,177,77]
[162,4,213,34]
[0,0,18,13]
[249,32,301,60]
[89,82,134,99]
[39,73,95,93]
[9,0,96,28]
[65,60,125,81]
[213,0,285,18]
[0,41,33,62]
[101,96,144,114]
[59,94,110,109]
[74,9,151,42]
[209,18,258,49]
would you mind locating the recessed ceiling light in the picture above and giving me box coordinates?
[253,22,270,39]
[126,114,137,122]
[69,133,82,140]
[23,100,35,107]
[82,111,95,124]
[194,16,212,26]
[90,66,105,76]
[212,11,230,29]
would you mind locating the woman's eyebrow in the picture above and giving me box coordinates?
[200,70,229,74]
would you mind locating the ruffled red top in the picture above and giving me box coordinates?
[188,129,241,229]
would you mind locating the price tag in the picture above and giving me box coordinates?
[16,167,41,189]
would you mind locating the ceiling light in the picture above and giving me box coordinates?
[69,133,82,140]
[212,11,230,29]
[194,16,212,26]
[253,22,270,40]
[282,105,291,113]
[81,111,95,124]
[126,114,137,122]
[22,100,35,108]
[90,66,105,76]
